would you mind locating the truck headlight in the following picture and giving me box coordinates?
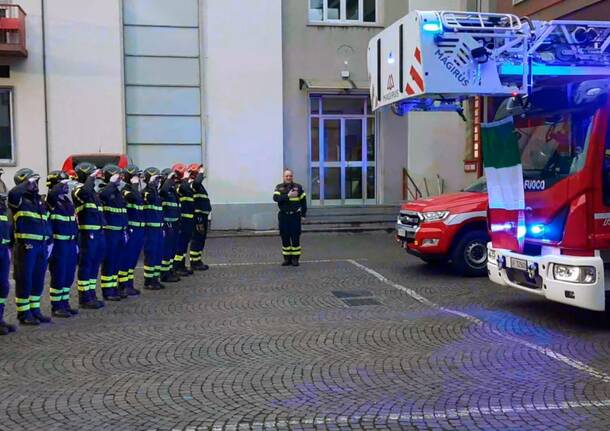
[552,264,596,284]
[422,211,449,222]
[488,249,497,262]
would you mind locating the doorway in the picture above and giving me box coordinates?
[309,95,376,206]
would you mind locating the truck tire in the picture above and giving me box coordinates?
[451,230,489,277]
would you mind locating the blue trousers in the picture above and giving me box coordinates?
[189,215,208,263]
[0,245,9,320]
[101,229,125,298]
[162,222,178,276]
[49,240,77,310]
[175,218,194,268]
[78,230,106,302]
[119,227,145,289]
[144,227,163,280]
[14,240,48,316]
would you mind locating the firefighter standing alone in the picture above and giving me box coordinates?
[273,169,307,266]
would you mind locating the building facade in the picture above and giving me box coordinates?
[0,0,481,230]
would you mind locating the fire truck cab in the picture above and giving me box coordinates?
[368,10,610,311]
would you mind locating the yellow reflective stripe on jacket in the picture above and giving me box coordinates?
[76,203,99,213]
[179,197,194,202]
[15,233,45,241]
[1,239,10,245]
[289,197,301,202]
[194,194,208,199]
[144,205,163,211]
[53,234,76,240]
[14,211,46,221]
[103,225,124,231]
[103,206,126,214]
[146,222,163,228]
[300,193,306,199]
[164,217,179,222]
[162,202,179,207]
[78,225,102,231]
[0,215,7,221]
[181,213,194,219]
[50,214,76,222]
[273,191,281,196]
[126,204,144,210]
[128,221,145,227]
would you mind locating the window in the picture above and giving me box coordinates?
[309,0,378,25]
[0,89,14,164]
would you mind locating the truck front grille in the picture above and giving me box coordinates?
[398,211,421,228]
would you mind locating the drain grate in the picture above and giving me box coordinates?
[331,290,373,299]
[332,290,382,307]
[342,297,382,307]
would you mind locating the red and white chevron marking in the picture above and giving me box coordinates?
[405,47,425,96]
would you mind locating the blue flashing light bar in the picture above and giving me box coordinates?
[500,63,610,77]
[422,22,442,33]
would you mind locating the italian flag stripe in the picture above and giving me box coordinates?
[481,116,525,251]
[481,116,525,211]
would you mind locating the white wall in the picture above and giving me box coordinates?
[406,0,476,195]
[0,0,47,185]
[45,0,125,169]
[203,0,284,208]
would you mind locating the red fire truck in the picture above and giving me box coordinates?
[369,10,610,310]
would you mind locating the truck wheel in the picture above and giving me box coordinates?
[451,230,489,277]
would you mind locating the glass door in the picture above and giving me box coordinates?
[309,95,376,206]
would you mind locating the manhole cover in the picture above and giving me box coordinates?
[342,298,382,307]
[332,290,373,299]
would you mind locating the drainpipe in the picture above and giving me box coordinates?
[41,0,50,174]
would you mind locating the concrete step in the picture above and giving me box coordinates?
[302,222,395,233]
[307,205,399,217]
[303,214,396,224]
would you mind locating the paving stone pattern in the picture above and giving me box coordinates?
[0,232,610,430]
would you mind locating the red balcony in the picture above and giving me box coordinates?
[0,4,26,58]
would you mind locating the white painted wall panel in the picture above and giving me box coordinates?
[128,144,202,168]
[127,115,201,144]
[123,0,198,27]
[125,57,200,86]
[124,27,199,57]
[125,86,200,115]
[204,0,284,205]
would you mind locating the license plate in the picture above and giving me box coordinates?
[511,257,527,271]
[397,228,406,237]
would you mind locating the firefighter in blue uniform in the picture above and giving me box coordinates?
[273,169,307,267]
[47,170,79,318]
[172,163,194,277]
[142,167,165,290]
[119,165,145,296]
[72,162,105,309]
[188,164,211,271]
[0,190,15,334]
[99,164,128,301]
[9,168,53,324]
[160,168,181,283]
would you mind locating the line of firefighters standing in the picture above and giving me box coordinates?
[0,162,211,335]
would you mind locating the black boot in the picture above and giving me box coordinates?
[0,325,8,335]
[161,271,180,283]
[80,292,105,310]
[118,285,128,299]
[52,308,72,318]
[144,278,160,290]
[0,320,16,333]
[125,286,141,296]
[291,256,300,267]
[31,309,52,323]
[191,261,209,271]
[65,302,79,316]
[103,288,121,302]
[154,278,166,290]
[281,255,292,266]
[18,311,39,326]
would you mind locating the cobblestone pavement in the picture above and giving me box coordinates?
[1,232,610,430]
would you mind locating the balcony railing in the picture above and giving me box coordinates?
[0,4,26,58]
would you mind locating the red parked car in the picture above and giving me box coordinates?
[396,176,489,276]
[62,154,129,172]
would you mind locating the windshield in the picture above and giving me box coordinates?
[464,175,487,192]
[515,110,595,182]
